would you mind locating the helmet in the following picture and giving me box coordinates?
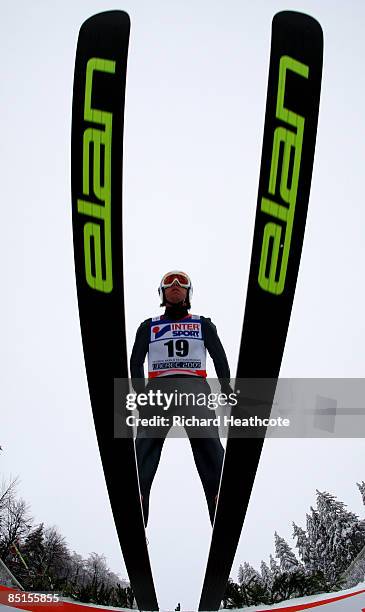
[158,271,193,308]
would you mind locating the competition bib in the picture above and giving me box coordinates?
[148,315,207,378]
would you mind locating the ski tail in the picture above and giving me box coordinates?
[71,12,158,610]
[199,11,323,611]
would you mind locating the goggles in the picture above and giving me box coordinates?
[161,272,191,288]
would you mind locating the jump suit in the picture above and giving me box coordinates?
[130,306,230,525]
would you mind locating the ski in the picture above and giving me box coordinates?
[199,11,323,611]
[71,12,158,611]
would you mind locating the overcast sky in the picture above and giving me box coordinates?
[1,0,365,610]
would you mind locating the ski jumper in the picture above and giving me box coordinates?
[130,304,230,525]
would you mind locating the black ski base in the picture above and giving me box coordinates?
[199,11,323,610]
[71,11,158,610]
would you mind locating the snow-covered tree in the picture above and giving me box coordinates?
[293,522,311,567]
[222,578,246,609]
[270,554,280,578]
[306,505,326,574]
[85,552,110,588]
[260,560,273,590]
[240,561,262,587]
[357,482,365,507]
[304,490,365,586]
[67,551,85,586]
[43,526,70,588]
[274,532,300,573]
[320,491,363,565]
[0,498,32,560]
[22,523,44,564]
[237,563,244,584]
[0,478,18,518]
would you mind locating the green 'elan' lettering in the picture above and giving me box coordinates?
[258,55,309,295]
[77,57,116,293]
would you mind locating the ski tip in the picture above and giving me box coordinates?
[273,10,323,41]
[75,10,131,57]
[80,10,131,32]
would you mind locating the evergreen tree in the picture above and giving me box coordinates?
[22,523,44,562]
[303,490,365,586]
[125,586,135,609]
[318,490,364,581]
[274,532,300,573]
[271,568,324,603]
[240,562,269,606]
[293,522,311,567]
[222,578,246,609]
[260,560,273,590]
[357,482,365,507]
[20,523,46,589]
[240,561,262,586]
[246,579,271,606]
[306,507,325,573]
[112,583,134,608]
[270,554,280,579]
